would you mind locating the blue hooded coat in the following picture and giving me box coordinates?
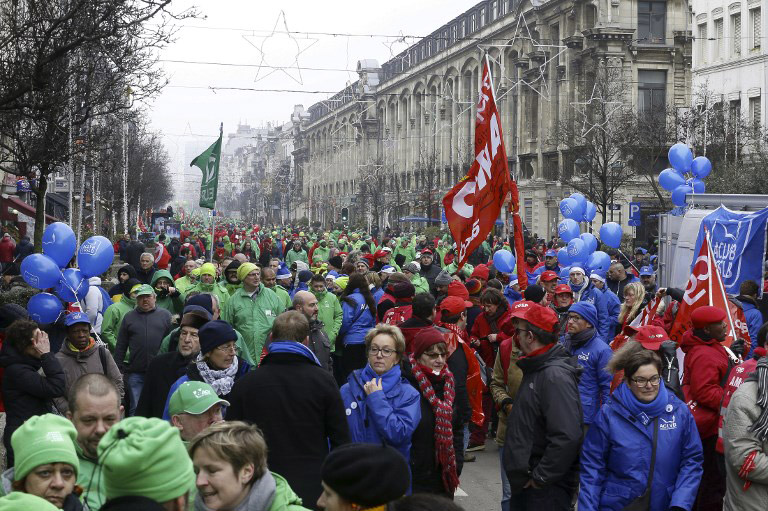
[339,291,376,346]
[562,328,612,425]
[569,280,611,341]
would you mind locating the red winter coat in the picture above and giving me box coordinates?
[681,330,730,439]
[469,305,514,368]
[0,238,15,263]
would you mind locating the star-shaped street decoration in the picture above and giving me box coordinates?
[242,10,318,85]
[382,31,413,74]
[569,81,625,137]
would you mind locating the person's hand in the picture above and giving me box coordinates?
[523,479,543,489]
[657,288,666,297]
[32,330,50,356]
[363,378,383,396]
[168,286,177,294]
[504,403,513,415]
[488,333,498,342]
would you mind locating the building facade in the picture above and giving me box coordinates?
[294,0,692,240]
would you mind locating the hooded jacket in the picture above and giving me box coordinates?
[100,295,136,352]
[114,306,172,373]
[185,280,230,308]
[409,274,430,296]
[569,281,612,341]
[314,290,343,348]
[193,471,309,511]
[150,270,184,316]
[502,343,583,491]
[82,276,106,333]
[579,383,703,511]
[285,247,308,266]
[53,339,124,414]
[562,328,613,425]
[338,292,376,346]
[681,329,731,438]
[221,284,284,364]
[109,265,137,298]
[737,296,764,358]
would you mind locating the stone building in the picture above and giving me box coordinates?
[295,0,692,241]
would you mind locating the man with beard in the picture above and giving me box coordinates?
[293,290,332,371]
[222,260,242,296]
[135,307,208,418]
[419,249,442,296]
[67,374,123,510]
[150,270,184,316]
[309,274,343,351]
[639,265,658,296]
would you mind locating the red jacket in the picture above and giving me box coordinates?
[469,306,514,367]
[0,238,15,263]
[681,330,731,439]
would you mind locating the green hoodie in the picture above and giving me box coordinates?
[312,245,330,262]
[444,260,474,278]
[151,270,184,316]
[174,275,196,294]
[393,242,417,265]
[270,472,311,511]
[185,280,230,308]
[312,290,343,350]
[75,443,105,511]
[222,235,233,254]
[270,284,292,312]
[101,295,136,352]
[221,284,284,364]
[410,274,430,295]
[285,248,308,266]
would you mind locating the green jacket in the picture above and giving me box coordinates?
[185,281,230,308]
[411,274,430,295]
[173,275,195,294]
[444,261,474,278]
[272,285,292,311]
[270,472,310,511]
[223,281,241,296]
[285,248,308,266]
[221,284,284,364]
[101,295,136,352]
[312,246,330,262]
[76,443,105,511]
[151,270,184,316]
[314,290,343,350]
[393,243,417,264]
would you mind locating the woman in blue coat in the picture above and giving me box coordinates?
[340,324,421,463]
[338,273,378,379]
[579,345,704,511]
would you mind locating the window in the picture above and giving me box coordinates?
[480,8,486,27]
[461,20,466,38]
[750,96,761,126]
[638,70,667,116]
[638,1,666,43]
[714,18,724,59]
[751,8,761,49]
[471,13,477,32]
[730,99,742,123]
[524,198,533,227]
[698,23,708,63]
[452,25,457,43]
[732,13,742,56]
[491,1,498,20]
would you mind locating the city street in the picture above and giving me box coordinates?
[456,439,503,510]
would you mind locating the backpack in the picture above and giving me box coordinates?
[383,305,412,325]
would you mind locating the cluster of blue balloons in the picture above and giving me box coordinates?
[558,193,597,224]
[23,222,114,324]
[493,250,516,273]
[659,143,711,207]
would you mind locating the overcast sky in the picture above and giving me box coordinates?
[148,0,472,180]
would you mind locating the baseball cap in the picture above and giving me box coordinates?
[135,284,155,297]
[632,325,670,351]
[540,270,559,282]
[168,381,229,417]
[639,266,655,277]
[635,247,647,255]
[421,249,433,256]
[691,306,727,328]
[439,296,472,316]
[64,311,90,327]
[510,300,535,319]
[554,284,573,295]
[545,249,557,257]
[379,265,395,274]
[523,304,560,333]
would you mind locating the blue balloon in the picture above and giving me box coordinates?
[27,293,63,324]
[567,238,586,262]
[559,198,581,220]
[492,250,516,273]
[668,143,693,172]
[583,202,597,222]
[20,254,62,289]
[557,219,581,242]
[570,193,587,214]
[579,232,598,255]
[599,222,623,249]
[658,168,686,191]
[689,178,706,194]
[42,222,76,268]
[691,156,712,179]
[671,184,692,207]
[586,250,612,273]
[559,266,571,281]
[77,236,114,278]
[557,247,572,266]
[56,268,89,303]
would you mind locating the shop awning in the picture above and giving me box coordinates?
[5,195,60,224]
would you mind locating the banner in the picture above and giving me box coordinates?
[692,206,768,297]
[442,54,512,270]
[191,127,223,210]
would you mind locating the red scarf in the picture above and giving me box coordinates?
[408,355,459,494]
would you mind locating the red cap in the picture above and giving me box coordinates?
[524,304,560,333]
[510,300,535,319]
[421,249,433,256]
[446,280,470,301]
[554,284,573,295]
[439,296,472,316]
[691,306,727,329]
[632,325,670,350]
[412,328,446,358]
[373,250,388,260]
[471,264,490,281]
[540,270,559,282]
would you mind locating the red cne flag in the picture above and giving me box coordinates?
[669,230,750,347]
[443,55,520,281]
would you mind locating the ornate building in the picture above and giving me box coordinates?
[295,0,692,239]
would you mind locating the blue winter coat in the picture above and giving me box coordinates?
[339,292,377,346]
[602,288,622,337]
[742,300,763,358]
[290,282,309,299]
[562,329,613,425]
[579,385,704,511]
[340,364,421,462]
[570,282,611,341]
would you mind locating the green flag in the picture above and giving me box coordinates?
[190,131,222,209]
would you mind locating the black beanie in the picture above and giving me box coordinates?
[225,260,241,273]
[123,278,141,297]
[523,284,546,303]
[328,255,343,269]
[394,254,406,267]
[321,443,409,507]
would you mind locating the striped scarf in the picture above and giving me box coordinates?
[409,355,459,494]
[749,357,768,441]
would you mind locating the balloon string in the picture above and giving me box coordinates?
[61,277,106,346]
[617,249,641,274]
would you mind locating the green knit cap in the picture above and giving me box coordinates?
[0,492,58,511]
[11,414,79,481]
[98,416,194,503]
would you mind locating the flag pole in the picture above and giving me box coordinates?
[209,122,222,262]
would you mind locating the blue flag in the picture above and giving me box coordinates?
[692,206,768,296]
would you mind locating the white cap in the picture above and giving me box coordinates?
[569,266,585,275]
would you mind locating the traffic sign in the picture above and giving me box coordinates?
[629,202,641,226]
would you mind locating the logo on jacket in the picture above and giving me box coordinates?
[578,353,590,361]
[660,415,677,431]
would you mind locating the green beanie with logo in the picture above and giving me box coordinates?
[11,414,79,481]
[0,492,58,511]
[98,416,194,503]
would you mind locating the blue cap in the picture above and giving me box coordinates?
[327,270,340,278]
[635,247,647,255]
[276,266,292,278]
[639,266,655,277]
[545,249,557,257]
[64,311,90,327]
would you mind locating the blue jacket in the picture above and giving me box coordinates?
[339,292,377,346]
[532,264,561,280]
[340,364,421,462]
[602,288,621,338]
[562,329,612,424]
[570,282,611,341]
[504,286,522,306]
[290,282,309,299]
[741,299,763,358]
[579,385,703,511]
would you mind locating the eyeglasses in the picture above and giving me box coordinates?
[368,347,399,358]
[515,328,529,335]
[567,315,585,322]
[215,344,237,354]
[422,351,447,359]
[630,375,661,387]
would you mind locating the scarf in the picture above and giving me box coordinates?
[615,380,669,426]
[195,353,239,396]
[563,327,595,352]
[435,322,465,357]
[570,280,587,301]
[68,338,95,353]
[408,354,459,494]
[267,340,321,366]
[486,302,508,333]
[749,357,768,441]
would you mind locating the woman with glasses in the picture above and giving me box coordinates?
[163,320,250,419]
[579,347,703,511]
[340,324,421,464]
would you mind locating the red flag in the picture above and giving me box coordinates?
[442,55,511,271]
[137,217,147,233]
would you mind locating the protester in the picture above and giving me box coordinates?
[0,320,65,466]
[292,291,332,372]
[736,280,764,358]
[419,249,442,294]
[551,284,573,337]
[580,348,703,511]
[607,261,638,301]
[0,492,59,510]
[615,282,646,334]
[309,273,343,351]
[338,273,378,378]
[134,252,157,285]
[100,278,140,351]
[150,270,184,316]
[567,266,611,340]
[226,311,349,506]
[168,381,227,443]
[262,267,292,311]
[188,262,230,307]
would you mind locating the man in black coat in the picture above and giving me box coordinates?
[418,249,442,296]
[503,303,583,510]
[226,311,349,507]
[125,235,146,269]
